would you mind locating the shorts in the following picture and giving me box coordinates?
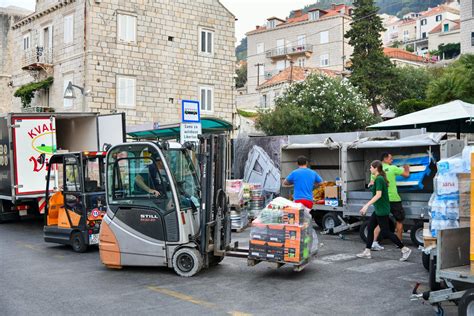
[390,202,405,222]
[295,199,313,209]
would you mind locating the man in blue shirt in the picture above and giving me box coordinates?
[283,156,323,209]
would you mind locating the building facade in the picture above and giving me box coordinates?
[10,0,235,127]
[460,0,474,54]
[428,19,461,52]
[0,6,31,113]
[244,4,353,109]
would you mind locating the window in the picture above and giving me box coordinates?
[309,10,320,21]
[297,35,306,47]
[199,28,214,55]
[443,23,449,32]
[267,20,276,29]
[23,33,30,51]
[320,54,329,67]
[297,57,305,67]
[261,94,267,108]
[276,60,285,71]
[65,160,81,192]
[64,14,74,44]
[421,19,427,26]
[472,32,474,46]
[320,31,329,44]
[436,15,442,22]
[199,86,213,112]
[63,73,73,108]
[117,75,136,108]
[258,64,265,77]
[276,39,285,55]
[422,32,427,39]
[256,43,264,54]
[117,14,136,43]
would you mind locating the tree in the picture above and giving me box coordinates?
[235,63,247,88]
[396,99,432,116]
[345,0,394,116]
[427,54,474,104]
[255,73,378,136]
[384,66,432,111]
[235,37,247,61]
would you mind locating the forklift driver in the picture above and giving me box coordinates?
[134,155,168,198]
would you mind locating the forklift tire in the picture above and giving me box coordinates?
[322,213,341,233]
[410,222,424,247]
[173,247,203,277]
[70,232,87,253]
[458,289,474,316]
[422,251,430,271]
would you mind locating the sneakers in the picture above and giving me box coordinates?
[400,247,412,262]
[371,241,384,251]
[356,249,372,259]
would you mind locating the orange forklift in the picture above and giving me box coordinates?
[43,151,107,252]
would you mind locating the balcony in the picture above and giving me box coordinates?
[266,44,313,59]
[22,47,53,71]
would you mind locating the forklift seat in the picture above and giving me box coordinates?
[85,180,99,192]
[47,191,64,226]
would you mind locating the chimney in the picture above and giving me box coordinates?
[293,9,303,18]
[332,4,337,10]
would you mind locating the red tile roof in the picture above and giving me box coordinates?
[247,4,352,36]
[383,47,425,63]
[421,5,459,17]
[257,66,339,90]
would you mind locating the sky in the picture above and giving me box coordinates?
[1,0,318,43]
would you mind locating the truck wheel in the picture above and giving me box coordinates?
[422,251,430,271]
[70,232,87,253]
[322,213,341,232]
[359,221,368,243]
[173,248,203,277]
[459,289,474,316]
[410,222,424,247]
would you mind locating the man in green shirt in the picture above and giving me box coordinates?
[371,153,410,250]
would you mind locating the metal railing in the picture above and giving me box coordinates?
[22,46,53,67]
[265,44,314,58]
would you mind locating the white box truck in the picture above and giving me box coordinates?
[0,112,125,221]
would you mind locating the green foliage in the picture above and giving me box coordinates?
[237,108,258,118]
[345,0,394,115]
[396,99,432,116]
[405,44,415,53]
[384,66,432,110]
[438,43,461,60]
[14,77,54,108]
[255,74,378,136]
[235,64,247,88]
[427,54,474,104]
[235,37,247,61]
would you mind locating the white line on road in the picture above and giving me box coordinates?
[347,260,415,273]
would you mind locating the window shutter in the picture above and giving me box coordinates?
[207,89,212,111]
[207,31,212,53]
[201,31,206,52]
[200,88,206,110]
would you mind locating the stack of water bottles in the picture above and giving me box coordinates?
[430,146,474,237]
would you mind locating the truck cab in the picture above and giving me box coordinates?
[44,151,107,252]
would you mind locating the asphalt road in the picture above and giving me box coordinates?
[0,219,455,315]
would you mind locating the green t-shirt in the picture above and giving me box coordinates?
[371,163,404,202]
[371,175,390,216]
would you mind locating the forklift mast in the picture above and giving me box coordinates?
[197,134,231,265]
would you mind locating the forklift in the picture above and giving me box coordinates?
[99,134,247,276]
[44,151,107,252]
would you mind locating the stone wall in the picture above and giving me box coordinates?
[461,0,474,54]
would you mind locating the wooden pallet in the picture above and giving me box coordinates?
[247,257,310,272]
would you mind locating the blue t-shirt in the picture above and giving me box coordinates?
[286,168,323,201]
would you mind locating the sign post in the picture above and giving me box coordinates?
[180,100,201,144]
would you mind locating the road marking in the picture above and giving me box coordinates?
[147,286,252,315]
[147,286,216,308]
[347,260,415,273]
[320,253,357,262]
[312,259,331,265]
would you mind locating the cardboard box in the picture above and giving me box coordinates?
[460,193,471,218]
[284,237,311,263]
[324,186,339,199]
[423,236,437,248]
[249,240,266,259]
[458,173,471,194]
[282,207,305,225]
[267,224,286,243]
[285,225,303,243]
[250,223,267,241]
[266,242,284,261]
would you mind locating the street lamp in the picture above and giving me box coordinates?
[64,81,91,112]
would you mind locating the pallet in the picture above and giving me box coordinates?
[247,257,310,272]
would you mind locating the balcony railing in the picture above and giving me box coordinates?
[22,47,53,70]
[266,44,314,59]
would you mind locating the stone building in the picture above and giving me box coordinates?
[10,0,235,127]
[460,0,474,54]
[243,4,353,109]
[0,6,31,113]
[428,19,461,53]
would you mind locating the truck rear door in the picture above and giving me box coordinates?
[12,116,56,195]
[97,113,126,151]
